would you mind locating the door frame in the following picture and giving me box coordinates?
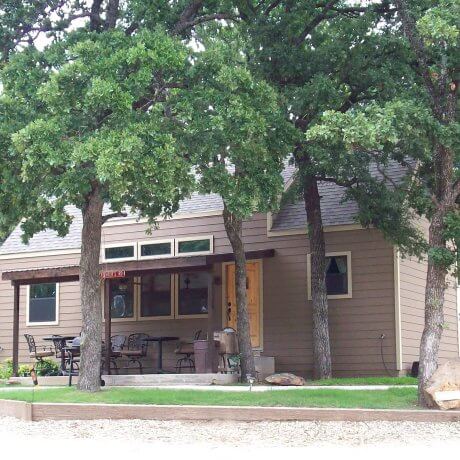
[221,259,264,351]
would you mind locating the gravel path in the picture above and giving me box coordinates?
[1,416,460,448]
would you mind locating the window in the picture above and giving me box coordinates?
[176,236,213,256]
[27,283,59,325]
[108,278,135,319]
[139,240,173,259]
[176,271,210,317]
[326,255,349,295]
[307,251,352,299]
[140,273,173,318]
[103,244,136,262]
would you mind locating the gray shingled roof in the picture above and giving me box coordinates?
[271,160,410,232]
[0,161,408,255]
[0,191,225,256]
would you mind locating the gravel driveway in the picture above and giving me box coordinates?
[1,416,460,448]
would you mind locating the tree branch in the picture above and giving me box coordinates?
[102,212,128,224]
[173,12,238,34]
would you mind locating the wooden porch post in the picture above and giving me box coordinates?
[103,279,111,375]
[12,282,20,377]
[207,272,216,372]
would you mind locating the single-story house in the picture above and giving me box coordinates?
[0,164,458,378]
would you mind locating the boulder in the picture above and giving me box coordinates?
[265,372,305,386]
[424,358,460,410]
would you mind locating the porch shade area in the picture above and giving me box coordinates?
[2,249,274,376]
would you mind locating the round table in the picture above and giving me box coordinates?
[43,335,77,375]
[143,336,179,373]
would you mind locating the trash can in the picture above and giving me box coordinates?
[194,339,219,373]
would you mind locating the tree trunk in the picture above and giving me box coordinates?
[417,143,454,405]
[78,183,104,392]
[222,204,256,381]
[303,175,332,380]
[418,210,447,405]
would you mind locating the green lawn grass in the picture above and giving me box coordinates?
[0,387,418,409]
[303,376,417,386]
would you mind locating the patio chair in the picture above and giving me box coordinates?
[121,333,149,373]
[24,334,54,366]
[174,330,202,373]
[109,334,126,374]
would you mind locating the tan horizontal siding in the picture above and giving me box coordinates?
[1,213,398,378]
[399,249,459,373]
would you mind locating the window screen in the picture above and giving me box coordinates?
[28,283,57,323]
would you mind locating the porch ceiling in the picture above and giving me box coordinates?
[1,248,275,285]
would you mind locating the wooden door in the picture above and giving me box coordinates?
[225,261,261,347]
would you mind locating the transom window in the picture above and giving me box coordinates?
[307,252,352,299]
[27,283,59,325]
[104,244,136,261]
[139,240,173,259]
[176,236,213,255]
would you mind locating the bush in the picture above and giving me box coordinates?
[0,358,13,379]
[18,364,32,377]
[0,357,59,379]
[35,358,60,376]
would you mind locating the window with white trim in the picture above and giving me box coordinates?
[27,283,59,325]
[175,236,213,256]
[307,251,352,299]
[103,243,136,262]
[138,240,173,259]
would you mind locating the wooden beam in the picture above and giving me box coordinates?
[1,249,276,284]
[206,249,275,264]
[12,283,20,377]
[3,266,80,282]
[103,280,111,376]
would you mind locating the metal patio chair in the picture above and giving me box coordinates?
[24,334,54,366]
[174,330,202,373]
[121,333,149,373]
[100,335,126,375]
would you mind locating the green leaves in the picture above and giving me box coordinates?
[1,25,193,239]
[179,33,294,218]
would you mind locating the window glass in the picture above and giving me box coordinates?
[325,255,348,295]
[105,246,134,260]
[29,283,57,323]
[140,242,171,258]
[140,273,172,317]
[178,272,209,315]
[109,278,134,318]
[177,239,211,254]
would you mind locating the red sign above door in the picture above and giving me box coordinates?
[100,270,126,279]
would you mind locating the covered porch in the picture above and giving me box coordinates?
[2,249,274,380]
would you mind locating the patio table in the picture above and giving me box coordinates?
[43,335,77,375]
[143,336,179,373]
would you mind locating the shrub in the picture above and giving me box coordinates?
[18,364,32,377]
[0,358,13,379]
[35,358,60,376]
[0,357,59,379]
